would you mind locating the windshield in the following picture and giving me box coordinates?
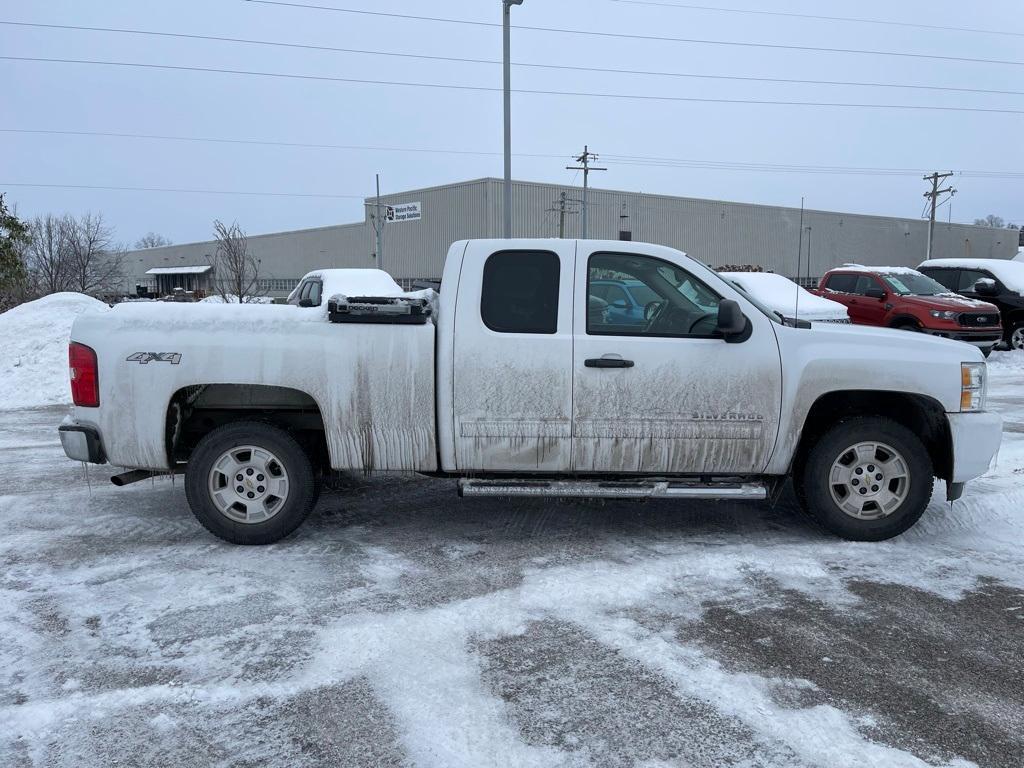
[881,272,949,296]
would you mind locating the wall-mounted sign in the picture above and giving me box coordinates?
[386,202,422,223]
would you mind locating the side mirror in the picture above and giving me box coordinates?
[717,299,747,338]
[974,278,998,296]
[298,297,315,308]
[610,299,629,310]
[864,288,886,300]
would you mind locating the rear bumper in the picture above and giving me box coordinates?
[947,411,1002,484]
[58,424,105,464]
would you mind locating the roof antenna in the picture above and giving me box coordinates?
[794,197,805,322]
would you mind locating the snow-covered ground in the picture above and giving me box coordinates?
[0,293,108,410]
[1,352,1022,767]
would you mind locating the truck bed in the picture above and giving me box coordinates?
[69,302,438,472]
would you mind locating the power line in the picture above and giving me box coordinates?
[6,56,1024,116]
[5,127,1024,180]
[243,0,1024,67]
[0,128,564,160]
[607,0,1024,39]
[0,182,365,199]
[4,20,1020,97]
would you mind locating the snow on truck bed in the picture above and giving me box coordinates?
[0,292,109,410]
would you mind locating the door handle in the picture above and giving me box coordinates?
[585,358,635,368]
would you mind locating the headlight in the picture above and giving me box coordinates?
[930,310,959,320]
[961,362,987,412]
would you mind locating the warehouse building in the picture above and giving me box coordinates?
[125,177,1018,299]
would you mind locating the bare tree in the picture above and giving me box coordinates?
[24,214,72,295]
[64,213,124,295]
[212,219,263,303]
[973,214,1006,228]
[134,232,172,249]
[23,213,124,297]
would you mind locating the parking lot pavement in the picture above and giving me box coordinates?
[3,357,1024,768]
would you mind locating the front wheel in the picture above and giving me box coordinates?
[797,417,933,541]
[185,421,318,544]
[1010,322,1024,351]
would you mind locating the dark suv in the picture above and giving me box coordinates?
[918,259,1024,351]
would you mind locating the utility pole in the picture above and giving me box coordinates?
[502,0,524,238]
[566,145,606,239]
[545,191,579,238]
[923,171,955,261]
[366,173,386,271]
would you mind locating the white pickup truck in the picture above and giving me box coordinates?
[59,239,1002,544]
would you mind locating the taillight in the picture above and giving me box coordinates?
[69,342,99,407]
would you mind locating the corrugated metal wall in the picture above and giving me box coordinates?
[124,177,1018,296]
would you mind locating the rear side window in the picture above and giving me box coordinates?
[924,269,958,291]
[481,250,560,334]
[825,274,857,293]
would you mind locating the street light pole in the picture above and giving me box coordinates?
[503,0,523,239]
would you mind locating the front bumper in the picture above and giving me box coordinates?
[923,328,1002,348]
[947,411,1002,484]
[58,424,105,464]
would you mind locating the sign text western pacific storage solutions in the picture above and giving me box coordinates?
[386,202,422,223]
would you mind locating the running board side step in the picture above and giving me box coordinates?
[458,478,767,500]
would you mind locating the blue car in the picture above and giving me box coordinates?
[589,279,664,327]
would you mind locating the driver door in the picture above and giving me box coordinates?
[572,245,782,475]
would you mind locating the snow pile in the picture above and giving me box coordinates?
[721,272,849,321]
[0,293,109,410]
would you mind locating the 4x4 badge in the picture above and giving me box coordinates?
[126,352,182,365]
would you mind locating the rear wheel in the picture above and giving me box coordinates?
[185,421,318,544]
[797,417,933,541]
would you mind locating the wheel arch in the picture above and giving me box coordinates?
[791,390,951,482]
[888,314,923,329]
[165,383,331,472]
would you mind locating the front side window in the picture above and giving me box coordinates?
[481,250,560,334]
[956,269,992,292]
[307,280,322,306]
[852,275,883,296]
[588,252,722,337]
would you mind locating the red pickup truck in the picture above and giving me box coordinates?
[814,265,1003,356]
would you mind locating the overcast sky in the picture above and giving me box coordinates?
[2,0,1021,246]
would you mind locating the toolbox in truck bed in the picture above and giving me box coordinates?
[327,295,433,324]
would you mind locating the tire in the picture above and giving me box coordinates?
[797,417,933,541]
[185,421,317,544]
[1010,322,1024,351]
